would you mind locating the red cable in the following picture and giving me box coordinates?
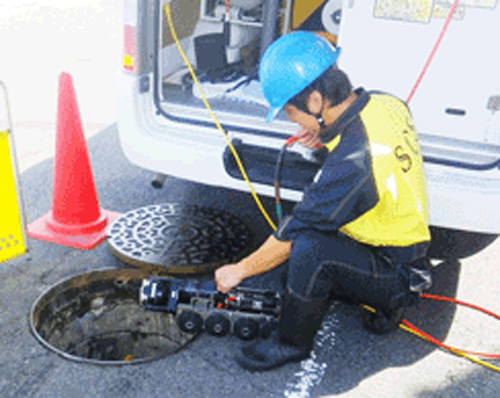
[402,294,500,359]
[285,134,322,149]
[406,0,460,104]
[421,293,500,321]
[285,135,299,147]
[402,319,500,359]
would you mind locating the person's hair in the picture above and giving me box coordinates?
[287,67,353,112]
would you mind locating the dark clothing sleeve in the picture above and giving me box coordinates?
[274,123,379,242]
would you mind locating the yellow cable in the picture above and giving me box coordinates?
[362,305,500,373]
[164,3,277,231]
[399,323,500,373]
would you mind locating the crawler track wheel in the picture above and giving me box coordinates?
[176,311,203,335]
[233,318,259,341]
[205,314,231,337]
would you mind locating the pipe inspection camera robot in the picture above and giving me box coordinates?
[140,276,281,340]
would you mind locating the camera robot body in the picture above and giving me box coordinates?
[140,276,281,340]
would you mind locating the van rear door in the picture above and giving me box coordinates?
[339,1,500,147]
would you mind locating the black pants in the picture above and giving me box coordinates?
[285,229,413,310]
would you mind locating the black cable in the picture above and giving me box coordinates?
[274,143,289,221]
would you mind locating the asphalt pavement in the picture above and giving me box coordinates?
[1,124,499,398]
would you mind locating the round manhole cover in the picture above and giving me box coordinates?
[107,204,255,274]
[30,269,198,365]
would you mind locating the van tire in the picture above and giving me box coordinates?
[428,226,498,260]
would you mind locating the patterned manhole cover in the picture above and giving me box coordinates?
[30,269,197,365]
[106,204,255,274]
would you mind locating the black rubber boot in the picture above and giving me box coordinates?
[235,290,329,371]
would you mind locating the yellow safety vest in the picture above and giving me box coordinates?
[339,93,431,247]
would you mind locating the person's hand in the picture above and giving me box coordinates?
[296,128,322,150]
[215,263,246,293]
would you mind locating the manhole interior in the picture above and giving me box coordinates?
[106,204,255,274]
[30,269,197,365]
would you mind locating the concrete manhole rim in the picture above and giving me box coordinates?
[29,268,199,366]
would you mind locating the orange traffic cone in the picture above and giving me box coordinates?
[28,72,121,250]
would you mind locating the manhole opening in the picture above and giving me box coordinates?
[30,269,197,365]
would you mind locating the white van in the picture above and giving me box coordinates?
[117,0,500,259]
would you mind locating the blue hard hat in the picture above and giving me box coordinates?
[259,31,341,122]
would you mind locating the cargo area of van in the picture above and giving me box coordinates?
[157,0,332,120]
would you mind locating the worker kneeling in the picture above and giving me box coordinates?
[215,31,432,371]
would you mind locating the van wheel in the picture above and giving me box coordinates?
[429,226,497,260]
